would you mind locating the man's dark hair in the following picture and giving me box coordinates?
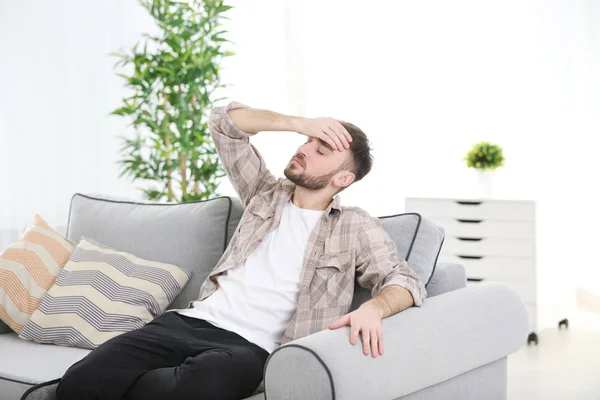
[341,121,373,185]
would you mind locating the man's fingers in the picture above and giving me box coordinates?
[328,122,350,149]
[328,318,342,330]
[327,126,347,151]
[378,329,384,355]
[325,127,344,151]
[335,121,353,147]
[350,325,360,345]
[318,132,338,153]
[361,329,370,356]
[334,121,352,144]
[329,314,350,329]
[370,329,379,358]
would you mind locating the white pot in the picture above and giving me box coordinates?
[475,169,495,198]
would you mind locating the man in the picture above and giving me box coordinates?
[57,101,427,400]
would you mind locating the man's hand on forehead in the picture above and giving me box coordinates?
[295,117,352,152]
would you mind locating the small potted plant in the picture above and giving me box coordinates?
[463,141,505,197]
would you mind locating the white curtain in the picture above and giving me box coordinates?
[0,0,290,248]
[0,1,153,242]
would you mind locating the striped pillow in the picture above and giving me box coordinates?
[19,237,191,349]
[0,215,75,333]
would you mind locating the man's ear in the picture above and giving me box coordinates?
[334,170,355,189]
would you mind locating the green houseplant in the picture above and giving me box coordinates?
[111,0,233,202]
[463,141,505,171]
[463,141,505,197]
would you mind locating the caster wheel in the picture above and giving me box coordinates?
[527,332,538,346]
[558,318,569,330]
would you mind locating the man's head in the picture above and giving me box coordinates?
[284,121,373,193]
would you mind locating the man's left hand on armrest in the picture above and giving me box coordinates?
[328,285,415,358]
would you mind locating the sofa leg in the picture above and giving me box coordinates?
[558,318,569,330]
[527,332,538,346]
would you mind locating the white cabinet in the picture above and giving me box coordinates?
[406,197,548,341]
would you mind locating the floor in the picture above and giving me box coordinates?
[507,306,600,399]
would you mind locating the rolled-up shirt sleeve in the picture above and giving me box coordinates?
[209,101,277,207]
[355,217,427,306]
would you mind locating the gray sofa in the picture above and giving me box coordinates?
[0,193,528,400]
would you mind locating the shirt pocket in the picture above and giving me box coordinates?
[311,252,354,307]
[237,197,272,234]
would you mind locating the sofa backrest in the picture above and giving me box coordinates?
[66,193,244,310]
[66,194,444,313]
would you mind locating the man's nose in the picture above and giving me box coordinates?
[297,145,309,158]
[299,141,317,155]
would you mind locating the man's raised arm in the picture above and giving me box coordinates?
[209,101,352,206]
[209,101,297,207]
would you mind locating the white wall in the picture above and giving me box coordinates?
[286,0,579,211]
[281,0,600,322]
[1,1,599,302]
[0,1,149,234]
[0,0,283,230]
[577,0,600,293]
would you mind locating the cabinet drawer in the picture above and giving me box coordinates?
[406,198,534,221]
[443,237,535,258]
[431,218,534,239]
[440,254,535,281]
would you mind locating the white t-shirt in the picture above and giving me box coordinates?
[176,199,324,353]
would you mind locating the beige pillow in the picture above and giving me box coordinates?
[20,237,191,349]
[0,215,75,333]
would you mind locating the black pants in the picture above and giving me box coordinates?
[57,312,269,400]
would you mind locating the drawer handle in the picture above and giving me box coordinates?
[456,219,483,224]
[457,255,484,260]
[467,278,485,282]
[455,200,482,206]
[456,237,483,242]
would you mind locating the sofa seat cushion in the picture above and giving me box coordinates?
[0,333,89,385]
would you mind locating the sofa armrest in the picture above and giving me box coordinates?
[426,262,467,297]
[264,282,528,400]
[0,320,12,334]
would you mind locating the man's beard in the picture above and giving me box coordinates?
[284,162,339,191]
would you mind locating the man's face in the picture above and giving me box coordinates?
[284,137,353,191]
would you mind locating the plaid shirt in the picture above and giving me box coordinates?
[197,101,426,347]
